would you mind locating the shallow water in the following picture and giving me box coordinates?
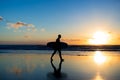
[0,50,120,80]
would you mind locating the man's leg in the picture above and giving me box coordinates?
[51,50,57,60]
[58,50,64,61]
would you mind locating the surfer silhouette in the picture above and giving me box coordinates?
[51,34,64,61]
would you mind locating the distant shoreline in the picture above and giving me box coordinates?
[0,45,120,51]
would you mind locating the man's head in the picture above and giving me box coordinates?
[58,34,61,38]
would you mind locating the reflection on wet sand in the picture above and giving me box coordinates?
[6,55,37,75]
[93,72,104,80]
[0,51,120,80]
[24,55,37,73]
[93,51,107,65]
[7,66,22,75]
[47,59,67,80]
[92,51,107,80]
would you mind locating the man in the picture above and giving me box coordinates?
[51,34,64,61]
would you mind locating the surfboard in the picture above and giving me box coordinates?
[47,42,68,49]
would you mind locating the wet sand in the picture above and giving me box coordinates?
[0,52,120,80]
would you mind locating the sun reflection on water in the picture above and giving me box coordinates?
[93,51,107,65]
[93,72,104,80]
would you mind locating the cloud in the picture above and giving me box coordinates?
[32,27,37,32]
[40,28,45,32]
[7,21,37,32]
[0,16,37,33]
[118,37,120,40]
[62,39,81,42]
[7,21,35,29]
[0,16,3,21]
[7,22,24,29]
[24,35,32,39]
[25,24,35,28]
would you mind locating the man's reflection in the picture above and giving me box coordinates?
[51,59,63,78]
[47,59,67,80]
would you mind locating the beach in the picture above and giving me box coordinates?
[0,50,120,80]
[1,0,120,80]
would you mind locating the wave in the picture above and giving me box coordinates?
[0,45,120,51]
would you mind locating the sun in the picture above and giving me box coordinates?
[89,31,110,45]
[93,51,107,65]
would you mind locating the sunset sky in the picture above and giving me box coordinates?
[0,0,120,45]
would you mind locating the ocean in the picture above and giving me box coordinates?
[0,45,120,51]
